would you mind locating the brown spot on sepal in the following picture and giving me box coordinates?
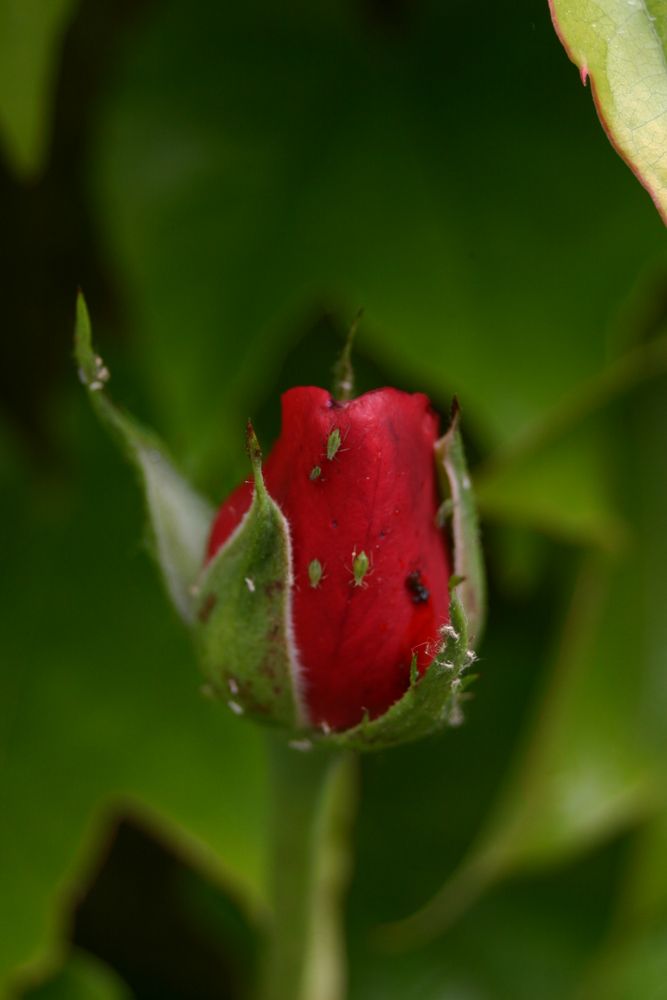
[197,593,217,623]
[265,579,285,598]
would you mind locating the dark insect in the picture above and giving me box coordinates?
[405,570,430,605]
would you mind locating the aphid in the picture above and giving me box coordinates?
[405,570,430,605]
[309,465,322,480]
[326,427,342,461]
[308,558,324,588]
[352,549,370,587]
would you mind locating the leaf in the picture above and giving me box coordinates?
[350,843,625,1000]
[92,0,666,486]
[21,950,131,1000]
[0,0,78,177]
[0,405,269,993]
[476,330,667,549]
[74,293,215,624]
[382,549,658,946]
[576,373,667,998]
[383,363,667,947]
[476,425,625,548]
[550,0,667,224]
[580,811,667,999]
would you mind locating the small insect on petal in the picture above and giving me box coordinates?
[309,465,322,480]
[352,549,370,587]
[406,570,430,605]
[308,558,323,589]
[326,428,342,461]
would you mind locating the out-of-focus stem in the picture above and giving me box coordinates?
[259,737,358,1000]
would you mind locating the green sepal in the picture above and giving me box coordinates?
[193,424,306,729]
[435,399,486,643]
[325,590,474,752]
[74,292,214,624]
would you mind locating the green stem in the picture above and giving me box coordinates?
[260,737,358,1000]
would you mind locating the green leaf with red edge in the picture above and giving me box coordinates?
[549,0,667,224]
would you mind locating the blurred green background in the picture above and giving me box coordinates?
[1,0,666,997]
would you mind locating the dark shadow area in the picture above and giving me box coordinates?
[72,817,258,1000]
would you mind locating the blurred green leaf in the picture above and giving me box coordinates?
[382,555,657,946]
[582,814,667,1000]
[0,0,77,176]
[477,330,667,548]
[349,836,628,1000]
[587,920,667,1000]
[550,0,667,223]
[578,373,667,999]
[0,405,269,993]
[21,949,131,1000]
[385,364,667,946]
[477,423,624,549]
[92,0,667,486]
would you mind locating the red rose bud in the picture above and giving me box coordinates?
[195,387,484,749]
[74,297,483,751]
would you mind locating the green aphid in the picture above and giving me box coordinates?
[352,549,370,587]
[308,558,323,589]
[309,465,322,480]
[326,428,341,461]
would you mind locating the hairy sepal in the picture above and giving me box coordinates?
[327,591,474,752]
[193,430,306,729]
[74,292,214,624]
[435,401,486,643]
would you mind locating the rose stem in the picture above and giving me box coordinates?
[259,736,358,1000]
